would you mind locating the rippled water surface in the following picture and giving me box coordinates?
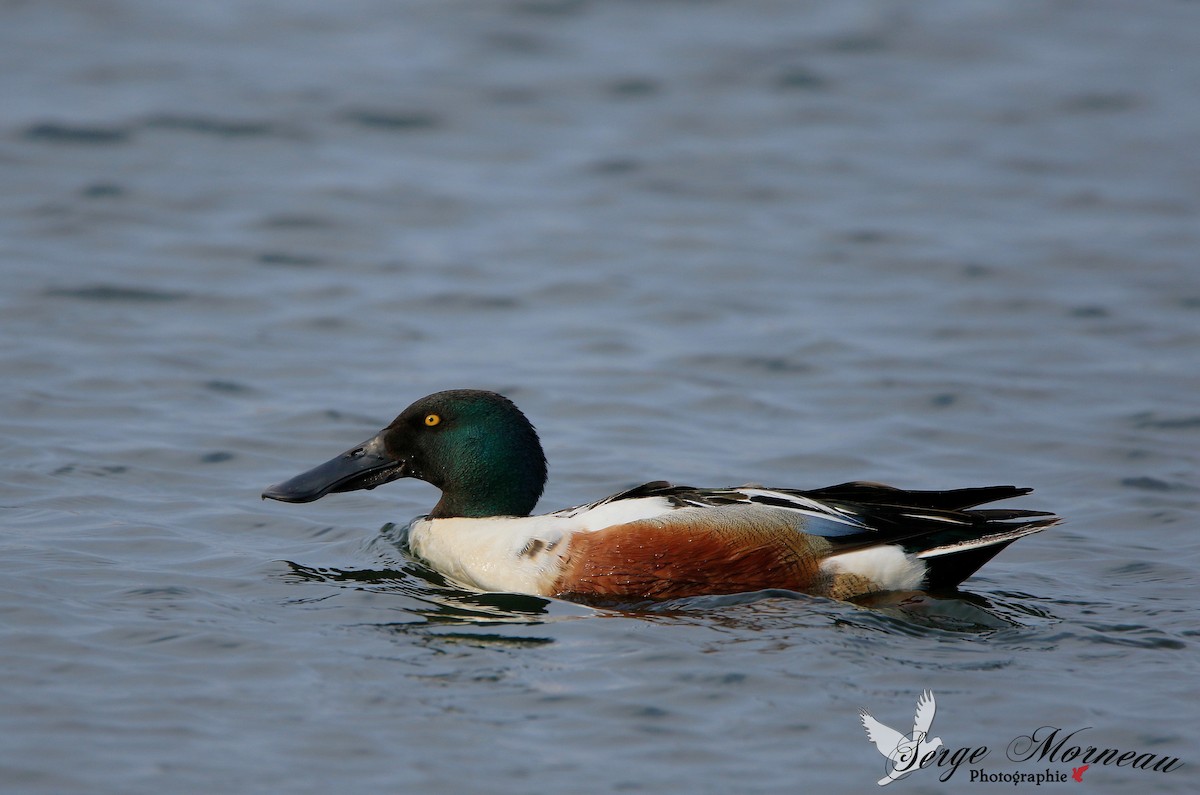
[2,1,1198,792]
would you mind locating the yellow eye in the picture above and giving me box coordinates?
[424,414,441,427]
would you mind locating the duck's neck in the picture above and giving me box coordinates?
[429,439,547,519]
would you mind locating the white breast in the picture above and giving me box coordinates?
[406,496,679,594]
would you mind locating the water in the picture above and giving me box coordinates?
[2,1,1198,792]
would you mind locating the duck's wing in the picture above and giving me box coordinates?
[800,481,1034,511]
[556,481,870,535]
[562,479,1056,536]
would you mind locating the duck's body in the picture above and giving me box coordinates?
[264,390,1058,602]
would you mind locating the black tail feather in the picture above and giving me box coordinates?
[915,514,1060,590]
[921,541,1018,591]
[806,483,1060,590]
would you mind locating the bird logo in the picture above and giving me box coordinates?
[1072,764,1089,782]
[860,690,944,786]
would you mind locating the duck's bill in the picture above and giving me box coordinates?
[261,432,407,503]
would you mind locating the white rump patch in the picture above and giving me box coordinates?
[820,545,925,591]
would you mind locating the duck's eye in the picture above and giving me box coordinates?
[424,413,441,427]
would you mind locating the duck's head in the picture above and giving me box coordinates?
[262,389,547,519]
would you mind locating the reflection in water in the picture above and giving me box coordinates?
[281,558,562,623]
[850,590,1017,633]
[635,587,1049,637]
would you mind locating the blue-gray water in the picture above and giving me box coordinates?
[2,1,1197,793]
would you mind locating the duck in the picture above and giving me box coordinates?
[262,389,1058,602]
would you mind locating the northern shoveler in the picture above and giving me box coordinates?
[262,389,1058,602]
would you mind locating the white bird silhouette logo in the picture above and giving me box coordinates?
[860,690,944,786]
